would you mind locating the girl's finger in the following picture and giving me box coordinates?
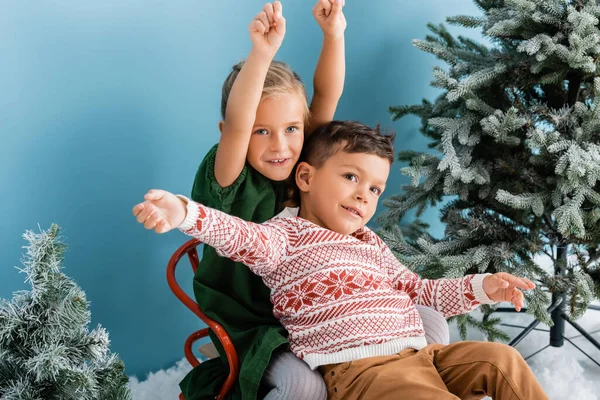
[273,0,282,17]
[250,19,267,34]
[257,11,270,32]
[263,3,275,25]
[320,0,332,16]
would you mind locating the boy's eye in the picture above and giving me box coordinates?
[286,126,299,133]
[254,129,268,135]
[370,187,381,195]
[343,173,357,182]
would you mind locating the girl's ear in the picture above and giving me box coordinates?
[218,120,225,133]
[295,162,313,192]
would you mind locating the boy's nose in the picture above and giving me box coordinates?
[354,188,368,203]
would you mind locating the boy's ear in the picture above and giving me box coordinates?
[295,162,314,192]
[218,120,225,133]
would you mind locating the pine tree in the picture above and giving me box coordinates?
[0,225,131,399]
[380,0,600,341]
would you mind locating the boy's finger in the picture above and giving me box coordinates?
[505,274,534,291]
[489,275,509,289]
[522,278,536,289]
[144,211,160,230]
[136,203,154,224]
[145,189,164,201]
[511,289,524,311]
[132,203,144,217]
[156,220,169,234]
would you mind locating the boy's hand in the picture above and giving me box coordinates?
[482,272,536,312]
[313,0,346,39]
[249,1,286,57]
[132,189,186,234]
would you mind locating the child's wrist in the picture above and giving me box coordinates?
[176,195,196,231]
[322,31,345,42]
[248,46,278,62]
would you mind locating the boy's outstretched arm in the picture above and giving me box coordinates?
[308,0,346,134]
[214,1,286,187]
[133,190,287,276]
[377,238,536,317]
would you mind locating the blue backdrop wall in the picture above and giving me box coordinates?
[0,0,481,378]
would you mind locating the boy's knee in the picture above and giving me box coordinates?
[484,342,527,369]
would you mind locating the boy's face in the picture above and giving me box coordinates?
[297,150,390,235]
[246,92,305,181]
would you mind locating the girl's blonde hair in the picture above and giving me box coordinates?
[221,60,310,125]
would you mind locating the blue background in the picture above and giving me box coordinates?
[0,0,481,378]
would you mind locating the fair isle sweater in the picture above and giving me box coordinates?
[179,200,496,369]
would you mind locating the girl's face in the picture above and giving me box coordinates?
[246,92,306,181]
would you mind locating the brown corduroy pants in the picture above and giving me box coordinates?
[319,341,548,400]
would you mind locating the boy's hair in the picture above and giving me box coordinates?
[300,120,396,167]
[221,60,310,124]
[284,120,396,207]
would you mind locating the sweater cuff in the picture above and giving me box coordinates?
[471,274,496,305]
[176,195,199,232]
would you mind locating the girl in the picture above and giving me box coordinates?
[183,2,346,399]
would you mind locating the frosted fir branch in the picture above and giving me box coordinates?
[447,64,507,102]
[480,107,528,147]
[496,190,547,216]
[431,67,458,90]
[412,39,459,66]
[24,344,71,383]
[19,225,65,289]
[539,70,567,84]
[566,269,595,319]
[524,288,553,326]
[465,96,496,115]
[447,15,486,28]
[0,377,40,400]
[532,0,567,19]
[439,255,473,278]
[518,34,554,55]
[554,191,587,238]
[388,104,430,121]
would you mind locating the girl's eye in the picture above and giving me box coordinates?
[344,173,357,182]
[286,126,299,133]
[254,129,268,135]
[370,187,381,195]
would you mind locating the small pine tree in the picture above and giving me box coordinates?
[380,0,600,341]
[0,225,131,399]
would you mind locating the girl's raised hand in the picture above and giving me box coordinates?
[132,189,187,234]
[249,1,286,57]
[313,0,346,39]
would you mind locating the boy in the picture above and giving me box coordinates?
[134,121,548,399]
